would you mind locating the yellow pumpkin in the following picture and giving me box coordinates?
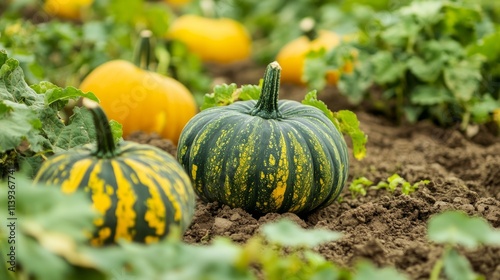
[43,0,93,20]
[79,60,197,144]
[276,30,341,86]
[163,0,191,7]
[167,15,252,64]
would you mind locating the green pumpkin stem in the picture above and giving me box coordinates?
[301,17,318,41]
[83,99,117,158]
[134,30,153,70]
[250,61,283,119]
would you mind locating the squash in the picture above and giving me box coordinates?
[79,31,197,145]
[276,18,354,86]
[43,0,93,20]
[163,0,191,8]
[177,61,349,214]
[167,14,251,64]
[34,99,196,246]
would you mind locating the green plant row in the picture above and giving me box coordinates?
[304,0,500,130]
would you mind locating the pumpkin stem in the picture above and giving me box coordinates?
[250,61,283,119]
[134,30,153,70]
[82,98,117,158]
[301,17,318,41]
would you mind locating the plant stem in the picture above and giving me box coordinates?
[250,61,283,119]
[300,17,318,41]
[83,98,117,158]
[134,30,153,70]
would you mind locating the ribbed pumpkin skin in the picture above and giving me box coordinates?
[35,142,195,246]
[34,101,195,246]
[177,63,349,214]
[79,60,197,145]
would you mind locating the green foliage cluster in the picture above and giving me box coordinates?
[348,174,430,198]
[0,0,212,99]
[305,0,500,129]
[2,172,500,280]
[0,51,121,176]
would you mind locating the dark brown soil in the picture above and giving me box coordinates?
[127,63,500,279]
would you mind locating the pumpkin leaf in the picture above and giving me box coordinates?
[109,120,124,144]
[302,90,337,127]
[302,91,367,160]
[428,211,500,249]
[31,82,99,107]
[0,100,44,153]
[442,249,480,280]
[261,219,342,248]
[201,83,239,110]
[0,51,113,174]
[238,84,261,101]
[0,173,98,279]
[333,110,368,160]
[354,261,409,280]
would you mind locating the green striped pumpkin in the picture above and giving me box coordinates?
[177,61,349,214]
[34,99,195,246]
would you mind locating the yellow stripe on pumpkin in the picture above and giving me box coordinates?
[111,161,137,242]
[270,132,289,209]
[60,159,94,194]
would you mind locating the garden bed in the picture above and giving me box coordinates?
[127,62,500,279]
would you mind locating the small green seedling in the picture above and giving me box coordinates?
[348,174,430,198]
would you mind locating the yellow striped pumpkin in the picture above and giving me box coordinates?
[177,61,349,214]
[34,100,195,246]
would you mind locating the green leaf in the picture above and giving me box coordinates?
[407,56,443,83]
[337,65,372,104]
[238,84,261,101]
[0,100,42,152]
[0,173,97,280]
[469,94,500,124]
[348,177,374,198]
[354,261,409,280]
[333,110,368,160]
[444,58,483,102]
[380,18,420,48]
[467,29,500,61]
[443,249,480,280]
[261,219,342,248]
[31,82,99,106]
[370,51,407,85]
[410,85,453,105]
[109,120,123,144]
[302,90,336,127]
[428,211,500,248]
[304,48,329,91]
[398,1,443,25]
[107,0,143,23]
[43,106,96,153]
[201,83,239,110]
[142,3,172,37]
[302,90,368,160]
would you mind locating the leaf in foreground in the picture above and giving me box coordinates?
[261,218,342,248]
[443,249,481,280]
[428,211,500,249]
[354,261,409,280]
